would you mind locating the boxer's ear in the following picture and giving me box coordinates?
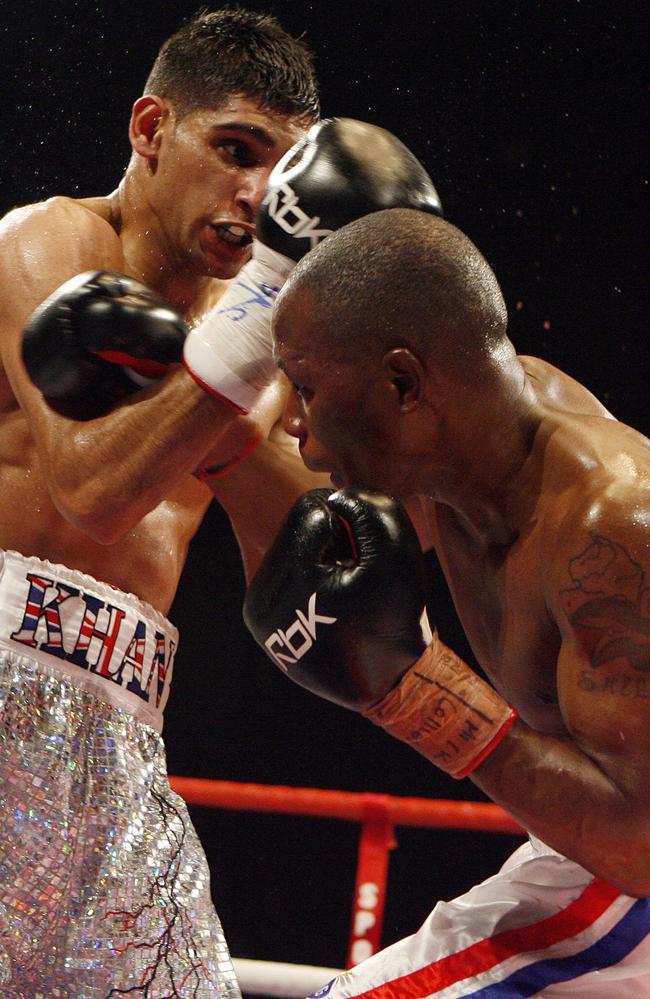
[129,95,168,160]
[382,348,423,412]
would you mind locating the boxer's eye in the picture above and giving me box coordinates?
[219,140,259,167]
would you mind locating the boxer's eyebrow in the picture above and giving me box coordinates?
[211,123,277,148]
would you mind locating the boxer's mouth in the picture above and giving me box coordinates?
[214,223,254,247]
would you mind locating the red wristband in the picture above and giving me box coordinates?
[451,707,519,779]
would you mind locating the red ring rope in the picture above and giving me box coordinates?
[170,777,523,833]
[170,777,525,967]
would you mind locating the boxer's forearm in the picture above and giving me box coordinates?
[31,369,239,543]
[209,429,332,581]
[469,720,650,897]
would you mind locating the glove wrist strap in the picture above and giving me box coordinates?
[362,632,518,779]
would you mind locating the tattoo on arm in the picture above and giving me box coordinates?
[561,534,650,673]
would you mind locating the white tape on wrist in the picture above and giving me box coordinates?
[183,242,295,413]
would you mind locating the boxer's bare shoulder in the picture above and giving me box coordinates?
[0,195,123,311]
[0,195,124,409]
[520,354,615,419]
[541,417,650,624]
[0,194,120,242]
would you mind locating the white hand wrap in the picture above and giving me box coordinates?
[183,242,295,413]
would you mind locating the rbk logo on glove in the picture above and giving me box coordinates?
[264,592,337,670]
[256,117,443,265]
[261,181,333,249]
[245,488,429,710]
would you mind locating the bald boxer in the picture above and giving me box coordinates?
[245,208,650,996]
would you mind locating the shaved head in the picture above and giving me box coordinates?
[275,208,510,381]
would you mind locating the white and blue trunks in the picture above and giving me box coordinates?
[312,835,650,997]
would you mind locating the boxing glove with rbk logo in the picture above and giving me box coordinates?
[244,488,427,710]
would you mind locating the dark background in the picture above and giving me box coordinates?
[1,0,646,975]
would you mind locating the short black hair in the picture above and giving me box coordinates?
[144,7,320,122]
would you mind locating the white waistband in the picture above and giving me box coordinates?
[0,549,178,732]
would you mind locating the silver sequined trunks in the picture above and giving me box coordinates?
[0,549,241,998]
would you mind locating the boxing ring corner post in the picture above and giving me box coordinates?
[169,777,525,994]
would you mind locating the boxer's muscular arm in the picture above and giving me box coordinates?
[245,485,650,895]
[213,429,332,582]
[470,485,650,896]
[202,377,332,580]
[0,200,253,542]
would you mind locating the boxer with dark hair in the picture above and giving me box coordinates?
[143,7,320,122]
[245,207,650,996]
[0,6,444,990]
[0,10,319,996]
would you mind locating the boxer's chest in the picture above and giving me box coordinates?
[432,507,567,735]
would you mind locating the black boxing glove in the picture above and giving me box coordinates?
[22,270,187,417]
[243,488,427,710]
[183,118,443,413]
[257,117,442,260]
[245,488,519,779]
